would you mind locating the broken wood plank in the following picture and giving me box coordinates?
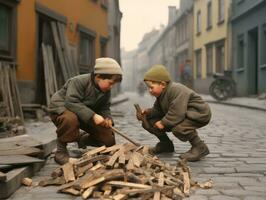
[183,172,190,196]
[62,163,75,183]
[0,155,44,165]
[0,171,6,182]
[81,177,105,189]
[106,150,120,168]
[83,145,106,156]
[153,172,164,200]
[101,144,122,154]
[107,181,152,189]
[39,176,65,187]
[21,177,32,186]
[82,186,96,199]
[60,187,80,196]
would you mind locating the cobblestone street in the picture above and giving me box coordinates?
[8,92,266,200]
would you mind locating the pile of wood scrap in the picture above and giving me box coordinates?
[0,62,24,121]
[0,135,46,198]
[39,143,213,199]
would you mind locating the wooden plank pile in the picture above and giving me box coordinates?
[41,21,79,105]
[0,62,24,121]
[39,143,213,199]
[0,135,46,198]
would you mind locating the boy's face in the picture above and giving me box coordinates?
[145,81,166,97]
[95,75,116,92]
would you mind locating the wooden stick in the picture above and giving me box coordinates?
[111,127,140,146]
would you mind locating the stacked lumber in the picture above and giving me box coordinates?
[0,62,24,121]
[39,143,213,199]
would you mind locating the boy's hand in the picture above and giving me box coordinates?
[154,121,164,130]
[100,118,112,128]
[93,114,104,125]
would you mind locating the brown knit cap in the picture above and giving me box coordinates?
[144,65,171,82]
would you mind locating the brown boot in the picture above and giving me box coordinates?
[150,140,175,154]
[54,140,69,165]
[77,131,90,149]
[179,141,209,162]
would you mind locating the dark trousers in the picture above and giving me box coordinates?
[50,110,115,146]
[143,117,209,142]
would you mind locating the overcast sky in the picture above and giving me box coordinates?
[119,0,180,51]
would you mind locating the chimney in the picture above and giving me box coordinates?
[168,6,177,25]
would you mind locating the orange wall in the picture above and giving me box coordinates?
[16,0,108,81]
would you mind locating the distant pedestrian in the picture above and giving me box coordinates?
[136,65,211,161]
[48,57,123,165]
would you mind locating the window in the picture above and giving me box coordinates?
[207,1,212,30]
[237,35,244,69]
[206,44,213,75]
[79,33,94,67]
[216,41,225,73]
[195,50,202,78]
[78,25,96,73]
[196,10,201,35]
[218,0,225,23]
[0,1,17,60]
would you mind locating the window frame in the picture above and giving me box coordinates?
[196,10,201,35]
[206,1,212,30]
[215,40,225,73]
[218,0,225,25]
[0,0,18,61]
[77,24,96,73]
[206,44,213,76]
[195,49,202,78]
[100,36,108,57]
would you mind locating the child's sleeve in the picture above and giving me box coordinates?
[161,90,190,127]
[148,100,163,118]
[98,93,112,120]
[65,79,95,123]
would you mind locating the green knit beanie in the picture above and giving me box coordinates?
[144,65,171,82]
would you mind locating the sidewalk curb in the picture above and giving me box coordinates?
[206,99,266,112]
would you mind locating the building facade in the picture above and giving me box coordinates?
[0,0,114,105]
[175,0,194,87]
[107,0,122,96]
[193,0,231,93]
[231,0,266,95]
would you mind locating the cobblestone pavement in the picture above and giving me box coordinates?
[8,92,266,200]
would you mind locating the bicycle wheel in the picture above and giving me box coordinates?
[209,79,232,101]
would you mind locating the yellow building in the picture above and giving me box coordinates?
[193,0,231,93]
[0,0,109,104]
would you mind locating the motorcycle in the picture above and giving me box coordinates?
[209,70,236,101]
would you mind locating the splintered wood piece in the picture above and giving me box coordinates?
[21,177,32,186]
[81,177,106,189]
[61,187,80,196]
[107,181,152,189]
[126,157,135,170]
[153,172,164,200]
[92,191,102,198]
[101,144,122,154]
[89,162,104,171]
[132,152,143,167]
[75,155,109,168]
[118,147,125,166]
[82,186,96,199]
[51,167,63,178]
[113,194,127,200]
[123,143,138,152]
[39,177,65,186]
[106,150,120,168]
[75,163,93,177]
[142,145,150,155]
[183,172,190,196]
[62,163,75,183]
[84,146,106,156]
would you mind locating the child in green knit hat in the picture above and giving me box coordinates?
[136,64,211,162]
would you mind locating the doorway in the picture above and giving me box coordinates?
[247,27,258,95]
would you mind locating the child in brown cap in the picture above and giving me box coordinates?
[48,57,122,165]
[137,65,211,162]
